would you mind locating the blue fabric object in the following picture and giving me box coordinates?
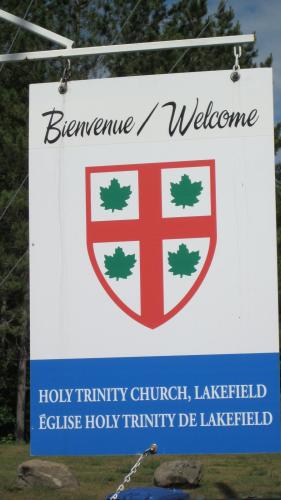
[106,486,189,499]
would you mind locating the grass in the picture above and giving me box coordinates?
[0,443,281,499]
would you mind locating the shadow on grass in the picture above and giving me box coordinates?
[215,481,239,498]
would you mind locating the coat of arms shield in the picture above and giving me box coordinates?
[86,160,216,329]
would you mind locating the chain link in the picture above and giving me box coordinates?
[109,444,157,500]
[232,46,242,71]
[58,58,71,94]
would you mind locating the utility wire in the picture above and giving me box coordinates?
[169,0,228,73]
[0,174,28,223]
[94,0,143,72]
[0,249,28,288]
[110,0,143,45]
[0,0,35,74]
[1,0,142,291]
[0,0,34,221]
[0,1,33,288]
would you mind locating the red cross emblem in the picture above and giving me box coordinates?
[85,160,216,329]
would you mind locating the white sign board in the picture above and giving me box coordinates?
[29,68,280,455]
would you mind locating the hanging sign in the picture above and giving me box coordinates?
[29,68,280,455]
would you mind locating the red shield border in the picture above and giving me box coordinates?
[86,160,216,329]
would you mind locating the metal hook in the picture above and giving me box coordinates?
[231,45,242,82]
[58,58,71,94]
[143,443,158,455]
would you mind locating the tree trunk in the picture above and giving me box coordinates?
[16,301,29,443]
[16,344,27,442]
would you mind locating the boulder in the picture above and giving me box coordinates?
[16,459,79,489]
[154,460,202,489]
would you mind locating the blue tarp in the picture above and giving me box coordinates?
[106,486,189,499]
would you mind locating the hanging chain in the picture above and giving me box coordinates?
[109,444,158,500]
[231,45,242,82]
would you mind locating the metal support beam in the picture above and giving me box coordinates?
[0,34,255,64]
[0,8,73,49]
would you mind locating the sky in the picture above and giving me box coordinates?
[209,0,281,125]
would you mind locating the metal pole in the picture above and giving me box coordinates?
[0,8,73,49]
[0,34,255,64]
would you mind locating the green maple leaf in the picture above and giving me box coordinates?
[104,247,136,280]
[170,174,203,208]
[100,178,132,212]
[168,243,200,278]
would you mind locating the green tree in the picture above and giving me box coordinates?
[275,180,281,326]
[274,125,281,330]
[104,247,136,280]
[168,243,200,277]
[170,174,203,208]
[0,0,92,442]
[89,0,167,78]
[100,178,132,212]
[275,123,281,183]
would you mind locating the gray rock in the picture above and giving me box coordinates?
[16,459,79,489]
[154,460,202,488]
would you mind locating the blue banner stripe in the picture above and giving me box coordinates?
[31,353,281,455]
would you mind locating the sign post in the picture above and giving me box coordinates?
[29,68,280,455]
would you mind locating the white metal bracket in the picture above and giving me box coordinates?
[0,8,255,64]
[0,8,73,49]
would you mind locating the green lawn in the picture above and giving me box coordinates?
[0,444,281,499]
